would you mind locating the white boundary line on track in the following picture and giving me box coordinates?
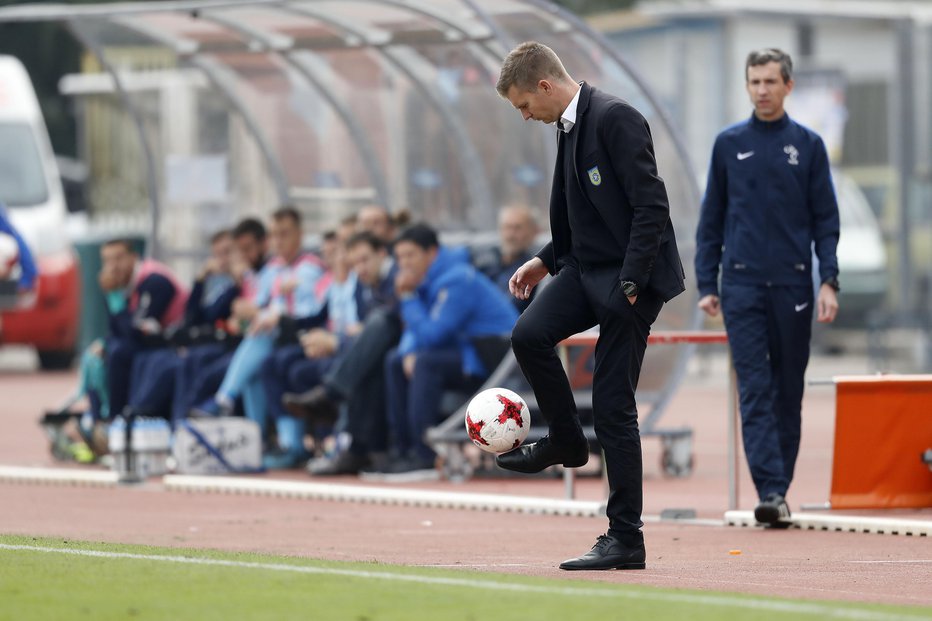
[0,465,718,525]
[0,465,118,486]
[724,510,932,537]
[163,473,724,525]
[164,473,602,516]
[0,543,926,621]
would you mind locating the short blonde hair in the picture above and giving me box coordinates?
[496,41,570,97]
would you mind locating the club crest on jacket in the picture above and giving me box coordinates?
[587,166,602,186]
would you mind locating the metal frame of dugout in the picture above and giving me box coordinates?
[1,0,709,489]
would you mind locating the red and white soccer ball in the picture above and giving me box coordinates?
[464,387,530,454]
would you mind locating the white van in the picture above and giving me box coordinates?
[0,55,79,369]
[831,170,888,327]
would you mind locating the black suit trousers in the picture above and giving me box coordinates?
[324,308,402,454]
[511,261,662,537]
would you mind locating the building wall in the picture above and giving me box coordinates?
[596,4,932,314]
[597,10,904,185]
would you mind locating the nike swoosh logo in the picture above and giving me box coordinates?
[795,302,809,312]
[737,151,755,160]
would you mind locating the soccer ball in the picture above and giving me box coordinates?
[464,388,530,454]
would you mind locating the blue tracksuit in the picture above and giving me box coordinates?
[695,113,840,500]
[397,246,518,378]
[387,246,519,461]
[129,274,239,420]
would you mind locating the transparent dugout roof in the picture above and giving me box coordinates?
[0,0,704,399]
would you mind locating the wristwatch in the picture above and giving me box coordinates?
[620,280,639,297]
[822,276,840,292]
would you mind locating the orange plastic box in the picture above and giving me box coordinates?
[831,375,932,509]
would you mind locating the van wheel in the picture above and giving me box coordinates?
[38,349,76,371]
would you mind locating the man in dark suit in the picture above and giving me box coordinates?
[496,42,685,570]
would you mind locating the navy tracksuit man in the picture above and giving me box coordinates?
[695,49,840,526]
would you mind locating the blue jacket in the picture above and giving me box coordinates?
[695,113,840,296]
[0,202,37,290]
[398,246,518,377]
[184,274,237,327]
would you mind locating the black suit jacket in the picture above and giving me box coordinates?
[536,83,685,303]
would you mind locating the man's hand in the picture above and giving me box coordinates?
[403,353,417,379]
[509,257,548,300]
[232,298,258,322]
[698,294,720,317]
[98,270,119,293]
[301,328,339,358]
[248,310,280,335]
[230,256,250,284]
[198,257,222,281]
[394,270,421,296]
[279,277,298,296]
[817,283,839,323]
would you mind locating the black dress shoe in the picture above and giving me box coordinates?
[282,386,339,425]
[559,534,646,571]
[495,435,589,474]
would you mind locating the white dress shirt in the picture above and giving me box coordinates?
[558,84,582,133]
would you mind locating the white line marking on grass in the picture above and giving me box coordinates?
[0,544,925,621]
[849,560,932,564]
[420,563,540,568]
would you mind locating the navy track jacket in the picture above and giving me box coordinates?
[695,113,840,298]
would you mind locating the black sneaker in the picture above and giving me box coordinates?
[381,456,439,483]
[189,398,233,419]
[754,493,792,528]
[282,385,339,426]
[307,451,370,476]
[358,451,398,477]
[360,454,438,483]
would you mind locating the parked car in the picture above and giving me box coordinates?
[0,55,79,369]
[829,170,888,328]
